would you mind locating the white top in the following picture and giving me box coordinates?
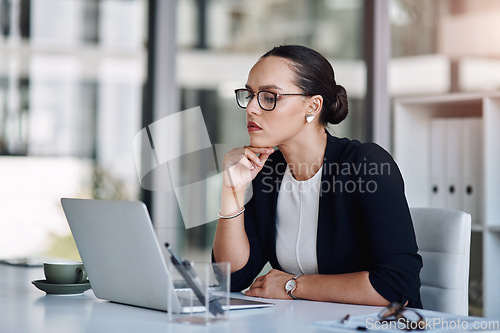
[276,165,323,275]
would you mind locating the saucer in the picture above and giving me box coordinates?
[32,280,91,295]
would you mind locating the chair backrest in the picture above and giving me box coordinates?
[410,207,471,316]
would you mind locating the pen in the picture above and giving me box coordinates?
[165,243,224,318]
[340,314,367,331]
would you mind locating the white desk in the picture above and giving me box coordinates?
[3,264,493,333]
[0,264,385,333]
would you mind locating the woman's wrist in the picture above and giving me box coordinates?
[221,184,246,198]
[218,207,245,219]
[219,186,246,216]
[221,178,248,193]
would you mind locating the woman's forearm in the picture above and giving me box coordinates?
[213,146,273,273]
[212,186,250,273]
[245,269,390,306]
[294,271,389,306]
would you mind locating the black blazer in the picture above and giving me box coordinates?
[218,132,422,308]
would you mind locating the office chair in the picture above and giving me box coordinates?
[410,207,471,316]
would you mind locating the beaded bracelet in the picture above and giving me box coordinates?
[218,207,245,219]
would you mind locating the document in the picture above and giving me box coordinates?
[311,309,499,332]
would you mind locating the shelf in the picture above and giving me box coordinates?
[471,224,486,232]
[488,225,500,233]
[394,92,500,318]
[393,91,500,105]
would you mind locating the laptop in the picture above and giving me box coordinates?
[60,198,273,313]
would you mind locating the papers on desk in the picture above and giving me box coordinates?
[311,309,500,332]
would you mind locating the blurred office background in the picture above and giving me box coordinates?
[1,0,499,315]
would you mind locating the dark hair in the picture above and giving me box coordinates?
[261,45,348,126]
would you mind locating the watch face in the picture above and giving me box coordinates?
[285,279,296,292]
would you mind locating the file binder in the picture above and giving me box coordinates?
[462,118,482,224]
[429,119,447,208]
[445,118,463,211]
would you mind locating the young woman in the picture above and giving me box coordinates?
[212,45,422,308]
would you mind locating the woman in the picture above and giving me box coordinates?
[212,45,422,308]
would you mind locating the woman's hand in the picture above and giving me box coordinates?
[245,269,294,300]
[222,146,274,193]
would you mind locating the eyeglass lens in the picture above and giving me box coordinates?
[258,91,276,110]
[236,89,251,108]
[378,303,426,330]
[379,302,402,319]
[235,90,276,111]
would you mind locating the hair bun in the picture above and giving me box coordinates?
[324,84,349,125]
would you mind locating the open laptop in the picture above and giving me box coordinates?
[60,198,273,313]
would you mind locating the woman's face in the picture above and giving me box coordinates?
[245,56,311,148]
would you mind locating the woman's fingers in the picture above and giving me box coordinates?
[222,146,274,190]
[245,270,293,299]
[248,279,263,290]
[245,146,274,170]
[258,150,274,165]
[243,149,261,169]
[226,146,274,171]
[246,275,265,294]
[235,151,255,170]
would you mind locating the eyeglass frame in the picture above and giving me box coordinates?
[377,302,426,330]
[234,88,312,111]
[340,302,426,331]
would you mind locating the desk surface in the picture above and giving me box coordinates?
[0,264,386,333]
[2,264,485,333]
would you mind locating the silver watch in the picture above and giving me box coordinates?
[285,274,303,300]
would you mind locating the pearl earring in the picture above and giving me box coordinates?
[305,114,315,123]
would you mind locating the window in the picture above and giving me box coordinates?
[0,0,147,261]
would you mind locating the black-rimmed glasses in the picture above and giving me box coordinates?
[341,302,426,331]
[378,302,426,330]
[234,88,311,111]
